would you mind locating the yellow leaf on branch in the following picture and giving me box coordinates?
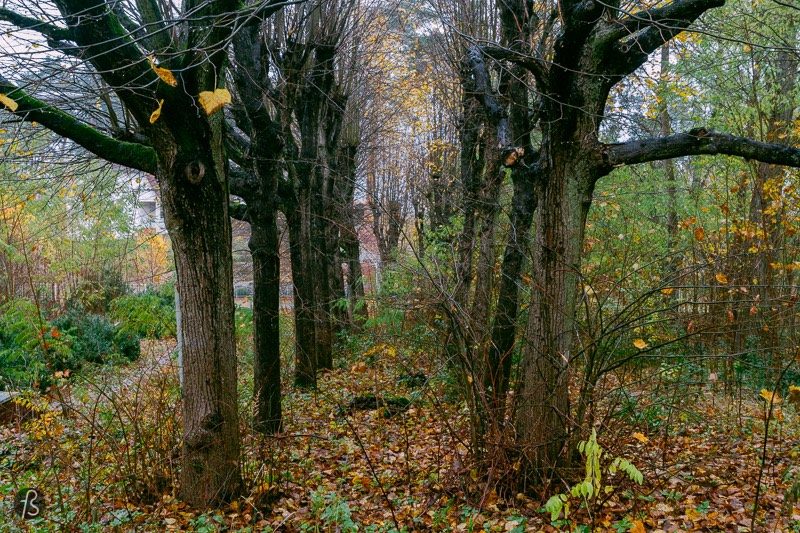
[0,93,18,112]
[148,56,178,87]
[198,88,231,115]
[149,99,164,124]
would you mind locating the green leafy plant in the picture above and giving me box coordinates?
[304,488,359,532]
[543,429,644,525]
[110,291,176,339]
[52,310,140,366]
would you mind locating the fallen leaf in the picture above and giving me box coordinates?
[715,272,729,284]
[760,389,781,404]
[788,384,800,406]
[632,432,649,444]
[694,227,705,241]
[630,520,646,533]
[633,338,648,350]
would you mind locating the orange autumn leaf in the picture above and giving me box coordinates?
[630,520,646,533]
[633,338,648,350]
[149,99,164,124]
[715,272,729,284]
[632,432,649,444]
[694,226,705,241]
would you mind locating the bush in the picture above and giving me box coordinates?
[66,267,128,314]
[109,291,176,340]
[51,310,141,366]
[0,299,50,390]
[0,299,74,390]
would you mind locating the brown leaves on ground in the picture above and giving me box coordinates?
[2,340,800,531]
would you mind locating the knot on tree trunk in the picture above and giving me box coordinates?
[184,411,223,450]
[184,160,205,184]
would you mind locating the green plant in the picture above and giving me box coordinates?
[543,429,644,525]
[191,513,225,533]
[0,298,72,390]
[110,292,176,339]
[52,311,140,366]
[234,306,254,347]
[304,488,359,532]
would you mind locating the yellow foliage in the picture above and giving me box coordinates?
[149,99,164,124]
[148,56,178,87]
[197,88,231,115]
[760,389,781,404]
[0,93,18,112]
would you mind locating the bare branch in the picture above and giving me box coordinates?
[0,7,73,41]
[480,44,548,88]
[598,0,725,76]
[602,128,800,171]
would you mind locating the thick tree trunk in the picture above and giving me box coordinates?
[159,145,242,506]
[249,205,282,433]
[515,150,595,482]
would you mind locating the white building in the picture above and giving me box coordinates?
[131,174,166,232]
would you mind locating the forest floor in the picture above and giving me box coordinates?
[1,339,799,531]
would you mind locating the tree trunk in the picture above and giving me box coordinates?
[515,149,595,483]
[486,170,536,418]
[159,145,242,506]
[249,204,282,433]
[336,144,367,327]
[286,194,317,387]
[311,170,334,370]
